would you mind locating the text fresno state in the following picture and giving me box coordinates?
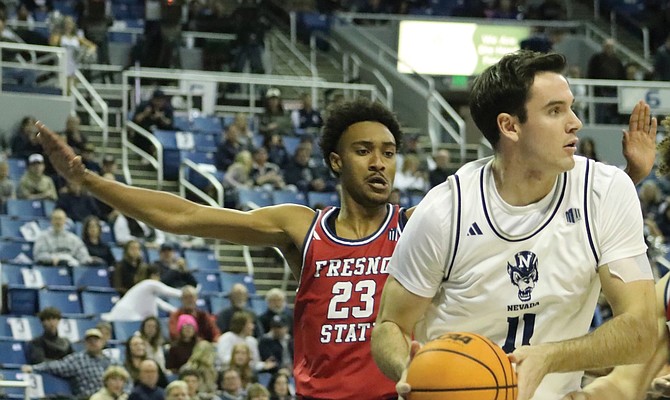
[313,256,391,277]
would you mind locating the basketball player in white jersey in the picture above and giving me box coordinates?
[371,50,658,400]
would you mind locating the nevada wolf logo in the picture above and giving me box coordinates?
[507,251,539,302]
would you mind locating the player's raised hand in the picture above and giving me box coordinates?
[35,121,87,185]
[509,345,551,400]
[397,340,421,400]
[623,100,657,184]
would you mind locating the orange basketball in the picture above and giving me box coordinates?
[407,332,517,400]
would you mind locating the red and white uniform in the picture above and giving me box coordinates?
[294,204,405,399]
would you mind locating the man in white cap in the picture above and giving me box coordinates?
[21,328,118,398]
[17,153,57,201]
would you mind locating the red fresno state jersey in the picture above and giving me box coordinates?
[294,203,404,399]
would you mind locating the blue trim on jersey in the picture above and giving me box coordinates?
[445,174,461,282]
[319,203,395,246]
[583,159,600,264]
[479,166,568,242]
[665,276,670,320]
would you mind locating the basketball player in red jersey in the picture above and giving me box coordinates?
[36,98,409,400]
[35,97,654,400]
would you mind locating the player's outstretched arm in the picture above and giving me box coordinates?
[623,100,657,184]
[372,276,432,398]
[561,274,670,400]
[35,121,314,250]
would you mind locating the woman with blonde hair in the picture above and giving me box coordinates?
[48,15,97,92]
[90,365,130,400]
[229,342,257,389]
[165,380,190,400]
[180,340,218,394]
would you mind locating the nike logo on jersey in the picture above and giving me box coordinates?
[466,222,483,236]
[565,208,582,223]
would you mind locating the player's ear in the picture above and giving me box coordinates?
[497,113,520,143]
[329,152,342,174]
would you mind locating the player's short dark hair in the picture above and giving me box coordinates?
[470,50,566,149]
[320,98,403,177]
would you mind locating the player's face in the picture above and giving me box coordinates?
[331,121,397,207]
[516,72,582,175]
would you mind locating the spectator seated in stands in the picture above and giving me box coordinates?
[166,314,199,373]
[394,154,429,196]
[246,383,270,400]
[180,368,221,400]
[267,370,294,400]
[113,210,165,249]
[259,314,293,375]
[112,239,148,296]
[217,311,274,372]
[216,283,262,337]
[231,112,255,147]
[139,316,167,371]
[168,285,220,342]
[80,143,102,174]
[62,114,88,155]
[17,153,58,201]
[155,242,197,289]
[429,149,458,188]
[22,328,118,399]
[258,88,292,139]
[258,288,293,335]
[228,343,257,389]
[103,265,182,321]
[90,365,131,400]
[179,341,219,395]
[131,89,174,158]
[217,368,246,400]
[128,359,165,400]
[82,215,115,266]
[123,335,168,389]
[290,92,323,135]
[165,380,190,400]
[56,180,102,222]
[96,321,122,364]
[34,208,94,267]
[223,150,254,209]
[0,8,36,87]
[215,124,249,172]
[0,157,16,210]
[283,144,336,194]
[262,133,289,170]
[26,306,74,364]
[250,146,285,191]
[10,116,42,160]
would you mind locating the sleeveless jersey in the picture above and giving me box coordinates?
[416,157,605,398]
[294,204,404,399]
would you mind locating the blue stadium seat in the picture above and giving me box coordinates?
[59,316,100,343]
[192,116,222,135]
[208,295,231,314]
[0,316,13,338]
[7,158,26,182]
[113,320,142,342]
[183,151,221,189]
[0,369,30,397]
[173,115,191,131]
[41,372,73,397]
[72,266,112,290]
[250,297,267,315]
[0,315,41,340]
[81,290,119,315]
[0,217,35,241]
[193,271,222,293]
[42,200,56,217]
[38,289,83,316]
[192,133,217,152]
[0,339,27,368]
[410,194,424,207]
[219,272,256,295]
[32,266,73,288]
[1,263,25,285]
[146,248,160,264]
[184,249,219,272]
[272,190,307,206]
[307,191,339,209]
[0,240,33,263]
[7,286,38,316]
[6,199,46,218]
[110,245,123,262]
[154,129,182,180]
[238,188,273,210]
[282,136,301,156]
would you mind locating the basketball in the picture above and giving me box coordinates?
[406,332,517,400]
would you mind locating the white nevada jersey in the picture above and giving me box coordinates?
[412,156,642,399]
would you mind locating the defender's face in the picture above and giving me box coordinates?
[331,121,397,207]
[517,72,583,175]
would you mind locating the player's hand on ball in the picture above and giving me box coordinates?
[652,375,670,396]
[397,340,421,399]
[509,345,551,400]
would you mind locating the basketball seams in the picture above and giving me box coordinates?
[412,348,499,390]
[471,332,513,399]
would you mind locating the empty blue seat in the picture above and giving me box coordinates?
[250,297,267,315]
[7,286,38,316]
[184,249,219,272]
[193,271,222,293]
[238,188,273,210]
[0,368,30,397]
[192,133,217,152]
[59,317,100,343]
[282,136,301,156]
[7,158,26,182]
[0,217,36,241]
[32,266,73,288]
[0,315,41,340]
[219,272,256,295]
[272,190,307,206]
[0,241,33,263]
[38,289,83,316]
[113,320,142,341]
[154,129,183,180]
[0,339,27,368]
[1,264,25,286]
[192,116,222,135]
[72,266,112,289]
[208,295,231,314]
[307,191,339,209]
[81,290,119,315]
[6,199,46,218]
[41,372,73,397]
[173,115,191,131]
[146,248,160,264]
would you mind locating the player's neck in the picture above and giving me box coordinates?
[336,199,389,240]
[491,156,558,206]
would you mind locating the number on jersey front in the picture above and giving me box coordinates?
[327,280,377,319]
[503,313,536,353]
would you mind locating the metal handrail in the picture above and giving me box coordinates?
[72,70,109,150]
[0,41,67,94]
[123,120,164,188]
[271,29,317,77]
[178,158,224,207]
[0,378,29,400]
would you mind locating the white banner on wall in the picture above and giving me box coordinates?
[619,87,670,114]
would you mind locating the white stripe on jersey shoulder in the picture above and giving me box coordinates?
[300,208,323,274]
[320,203,395,246]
